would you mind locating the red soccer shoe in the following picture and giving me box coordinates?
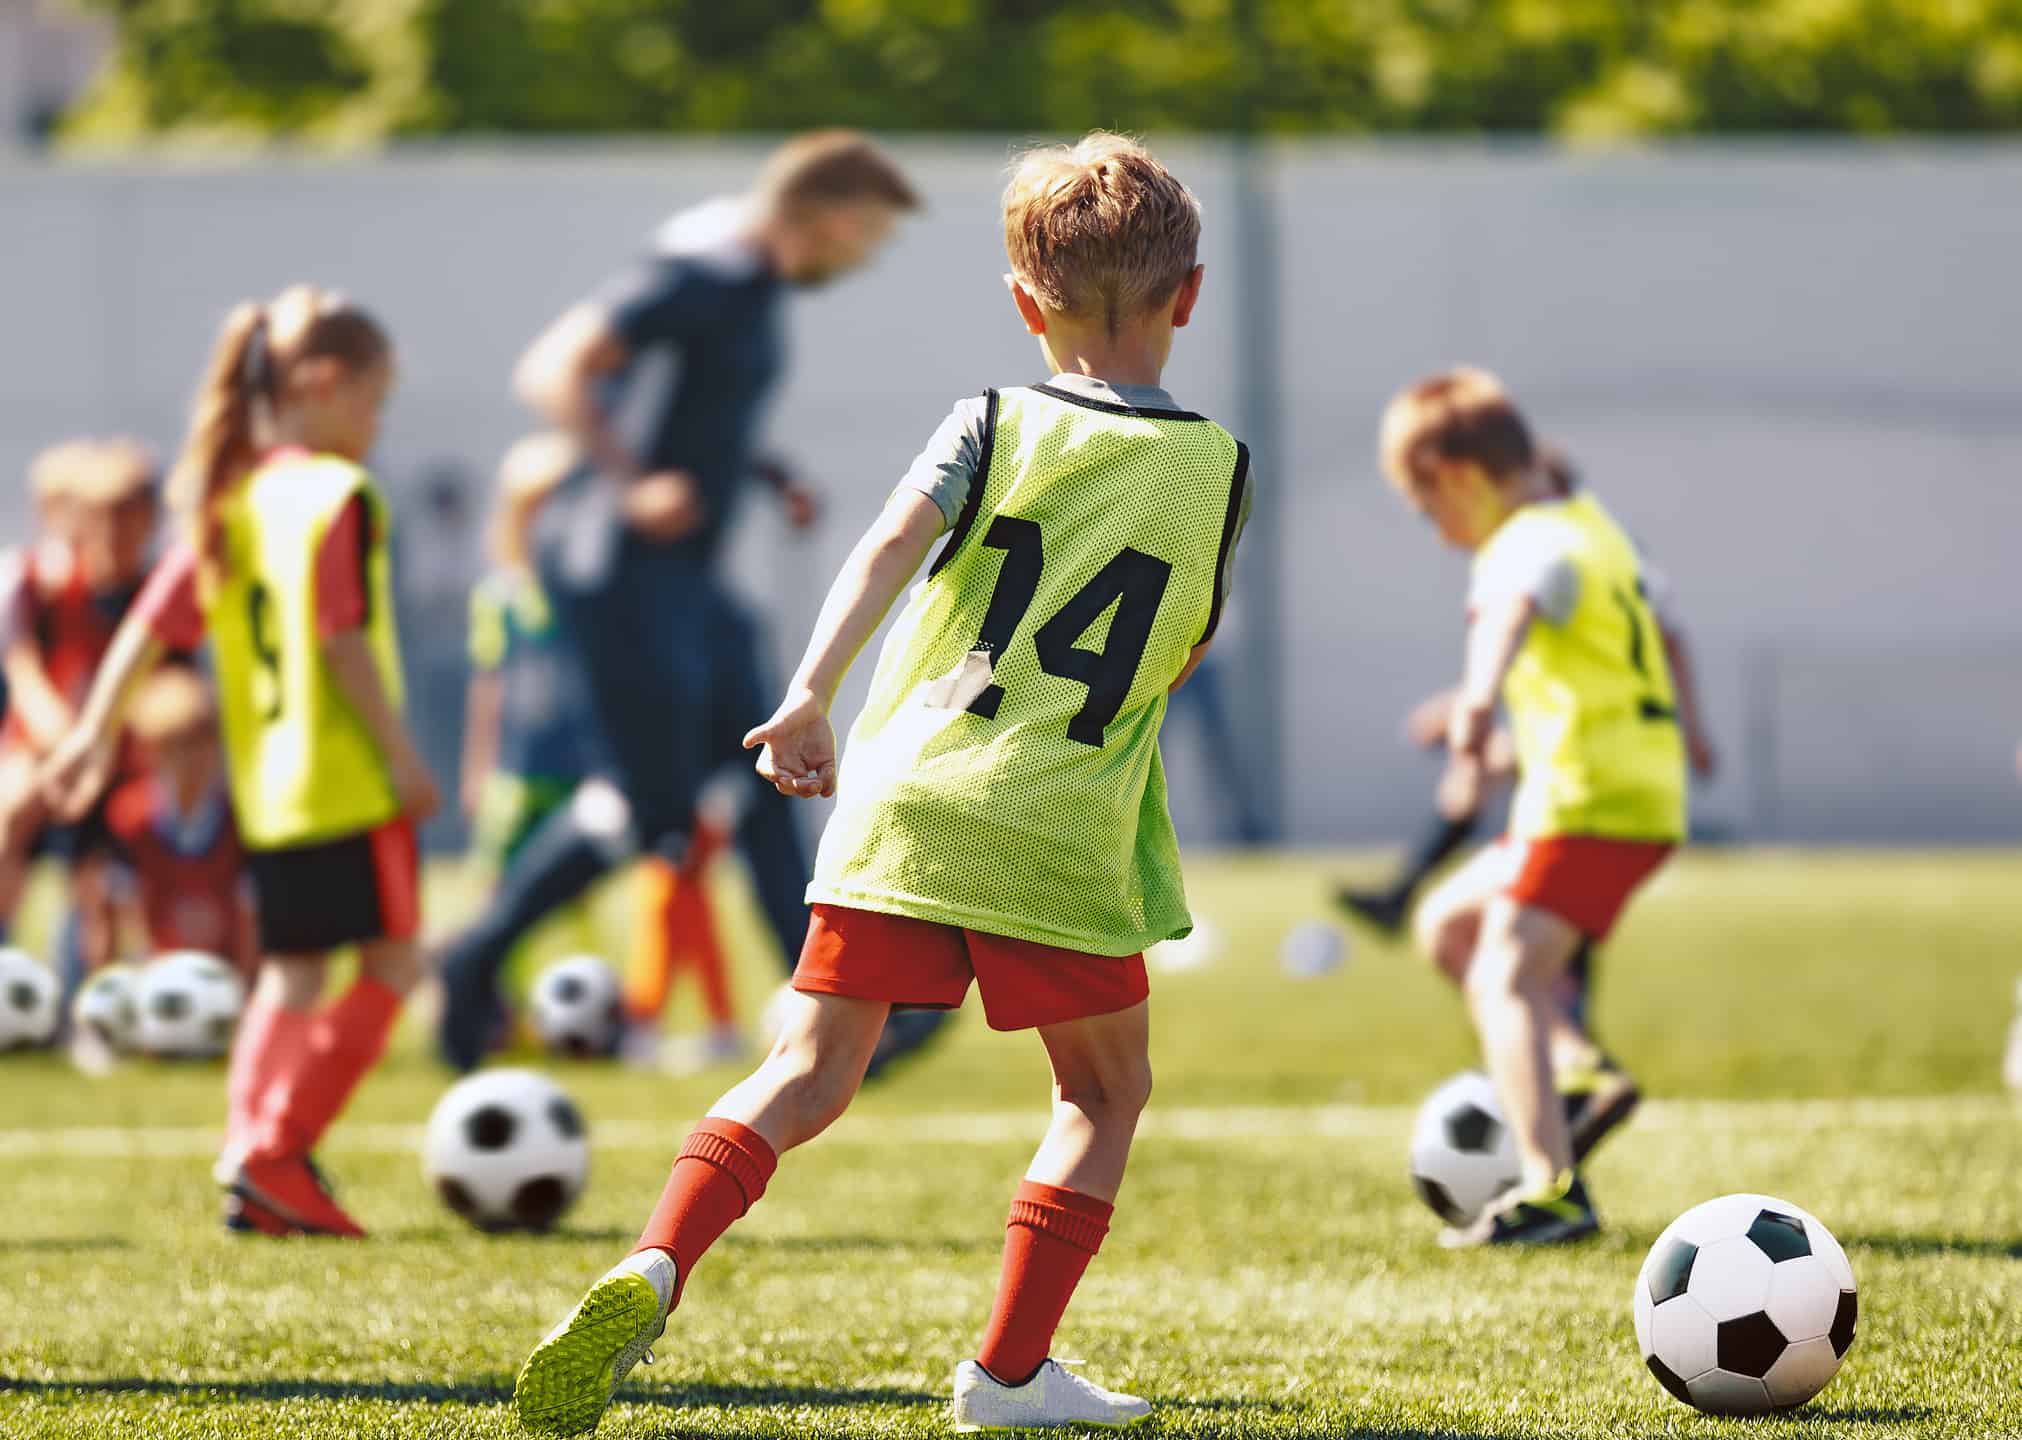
[234,1155,367,1239]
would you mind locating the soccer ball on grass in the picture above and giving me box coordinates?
[424,1068,590,1233]
[1635,1192,1858,1415]
[1407,1071,1521,1228]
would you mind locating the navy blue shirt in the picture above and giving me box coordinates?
[594,198,786,571]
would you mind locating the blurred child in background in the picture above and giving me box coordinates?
[104,665,255,978]
[0,438,162,981]
[47,285,436,1239]
[1376,369,1685,1247]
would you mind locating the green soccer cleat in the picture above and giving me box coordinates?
[514,1249,676,1436]
[1443,1170,1600,1248]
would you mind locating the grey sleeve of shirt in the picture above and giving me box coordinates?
[896,396,992,530]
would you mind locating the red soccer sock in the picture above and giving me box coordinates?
[225,993,314,1156]
[635,1118,778,1307]
[976,1182,1114,1388]
[247,977,402,1161]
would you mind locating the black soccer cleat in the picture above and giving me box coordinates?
[1559,1055,1641,1165]
[1445,1170,1600,1248]
[1334,887,1409,937]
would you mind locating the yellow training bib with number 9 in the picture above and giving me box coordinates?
[1484,492,1687,843]
[810,385,1248,956]
[207,452,405,849]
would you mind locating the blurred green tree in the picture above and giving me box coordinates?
[55,0,2022,141]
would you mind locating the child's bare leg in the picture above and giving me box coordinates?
[709,990,888,1153]
[1464,898,1582,1188]
[1412,846,1510,989]
[976,1000,1151,1387]
[1026,1000,1154,1200]
[0,755,48,928]
[630,991,888,1305]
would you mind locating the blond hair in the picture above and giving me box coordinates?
[1003,132,1201,333]
[759,130,920,214]
[1379,367,1536,491]
[489,432,580,572]
[27,440,89,505]
[170,284,391,576]
[129,665,218,747]
[66,437,159,508]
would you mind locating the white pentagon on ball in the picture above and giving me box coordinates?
[71,962,144,1055]
[133,951,244,1058]
[1407,1071,1520,1228]
[1279,920,1347,978]
[528,954,624,1058]
[1634,1193,1857,1416]
[424,1068,589,1233]
[0,947,59,1049]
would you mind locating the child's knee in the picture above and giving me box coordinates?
[1059,1052,1152,1120]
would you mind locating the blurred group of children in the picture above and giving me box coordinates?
[0,437,250,1004]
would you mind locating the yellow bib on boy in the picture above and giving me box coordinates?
[810,385,1248,955]
[1479,492,1686,843]
[207,453,405,849]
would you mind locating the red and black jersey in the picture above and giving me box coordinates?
[105,776,250,962]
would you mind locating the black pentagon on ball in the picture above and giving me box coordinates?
[548,1097,585,1140]
[6,981,36,1011]
[151,989,191,1021]
[1717,1311,1789,1379]
[511,1176,570,1230]
[1445,1104,1500,1154]
[463,1104,518,1152]
[553,976,586,1005]
[1645,1352,1694,1405]
[1746,1209,1811,1263]
[1830,1289,1858,1358]
[435,1176,480,1219]
[1413,1175,1466,1226]
[1646,1238,1698,1304]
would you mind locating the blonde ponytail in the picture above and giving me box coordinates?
[169,302,270,577]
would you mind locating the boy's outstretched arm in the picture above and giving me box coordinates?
[1440,593,1536,819]
[745,491,945,799]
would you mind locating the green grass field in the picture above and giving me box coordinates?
[3,850,2019,1438]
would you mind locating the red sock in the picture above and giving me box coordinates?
[248,978,402,1161]
[225,993,312,1155]
[635,1118,777,1305]
[976,1182,1114,1387]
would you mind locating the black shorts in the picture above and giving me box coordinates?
[247,820,419,955]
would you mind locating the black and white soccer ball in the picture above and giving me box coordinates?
[134,951,245,1058]
[72,962,144,1055]
[424,1068,589,1233]
[1635,1192,1858,1415]
[0,946,59,1049]
[529,954,623,1058]
[1408,1070,1521,1227]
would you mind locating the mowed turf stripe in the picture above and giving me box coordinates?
[0,1094,2007,1158]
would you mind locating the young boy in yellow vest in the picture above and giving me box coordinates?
[1378,368,1685,1246]
[513,133,1250,1435]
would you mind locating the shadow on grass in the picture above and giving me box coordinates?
[0,1237,129,1254]
[0,1375,942,1412]
[376,1225,641,1244]
[0,1376,506,1406]
[1801,1404,1939,1424]
[1843,1232,2021,1260]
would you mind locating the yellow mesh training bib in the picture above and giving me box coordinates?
[1482,492,1687,842]
[810,385,1249,955]
[208,453,406,849]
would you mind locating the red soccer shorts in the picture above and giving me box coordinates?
[1500,834,1673,941]
[793,904,1149,1032]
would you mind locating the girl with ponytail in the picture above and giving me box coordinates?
[44,285,438,1239]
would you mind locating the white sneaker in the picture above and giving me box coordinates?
[951,1358,1152,1431]
[514,1249,677,1436]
